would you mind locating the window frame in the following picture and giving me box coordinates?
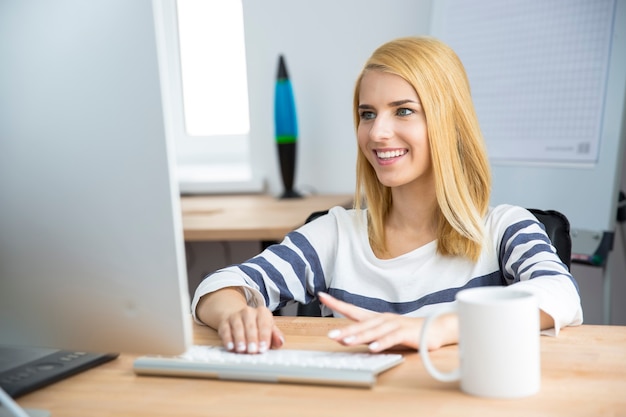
[154,0,260,192]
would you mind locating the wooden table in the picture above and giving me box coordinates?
[180,194,353,241]
[16,317,626,417]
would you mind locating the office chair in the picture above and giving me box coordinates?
[297,207,572,317]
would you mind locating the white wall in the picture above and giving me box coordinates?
[241,0,433,196]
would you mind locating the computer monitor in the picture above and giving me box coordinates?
[0,0,192,360]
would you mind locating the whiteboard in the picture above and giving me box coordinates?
[431,0,626,234]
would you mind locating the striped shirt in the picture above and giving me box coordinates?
[192,204,583,335]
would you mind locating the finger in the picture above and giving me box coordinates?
[270,324,285,350]
[240,308,261,353]
[368,327,419,352]
[360,320,406,352]
[217,321,235,352]
[226,313,248,353]
[328,316,393,346]
[318,292,374,322]
[358,316,424,352]
[256,308,276,353]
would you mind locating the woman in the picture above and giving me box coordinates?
[192,36,583,354]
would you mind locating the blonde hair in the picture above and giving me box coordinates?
[353,36,491,261]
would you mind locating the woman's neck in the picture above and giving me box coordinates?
[377,185,438,259]
[388,181,437,227]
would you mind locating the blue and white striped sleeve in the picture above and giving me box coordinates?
[495,205,583,335]
[191,212,337,323]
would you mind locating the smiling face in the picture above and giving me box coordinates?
[357,70,433,192]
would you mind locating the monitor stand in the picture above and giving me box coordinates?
[0,386,48,417]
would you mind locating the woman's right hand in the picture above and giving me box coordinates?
[196,287,284,354]
[217,305,284,354]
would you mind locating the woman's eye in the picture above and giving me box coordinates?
[397,108,414,116]
[360,111,376,120]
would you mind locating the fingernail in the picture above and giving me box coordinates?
[368,342,380,351]
[343,335,356,344]
[236,342,246,352]
[248,342,257,353]
[259,341,268,353]
[226,342,234,351]
[327,329,341,339]
[318,292,329,298]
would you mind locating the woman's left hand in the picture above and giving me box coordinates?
[318,292,457,352]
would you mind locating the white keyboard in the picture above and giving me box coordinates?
[133,345,404,388]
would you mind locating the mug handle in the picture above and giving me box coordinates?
[419,304,461,382]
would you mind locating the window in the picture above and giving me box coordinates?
[156,0,262,193]
[176,0,249,136]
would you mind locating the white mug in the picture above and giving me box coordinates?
[419,286,541,399]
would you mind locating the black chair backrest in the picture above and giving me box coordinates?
[297,207,572,317]
[526,208,571,269]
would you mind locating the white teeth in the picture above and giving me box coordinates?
[376,149,407,159]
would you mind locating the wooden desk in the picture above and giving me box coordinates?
[16,318,626,417]
[180,194,353,241]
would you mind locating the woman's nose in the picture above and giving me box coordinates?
[369,114,393,141]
